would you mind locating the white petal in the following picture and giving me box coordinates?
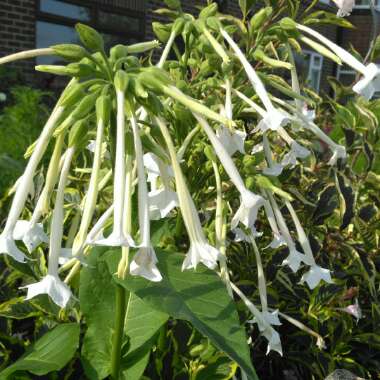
[86,140,96,153]
[353,63,380,100]
[262,327,283,356]
[130,246,162,282]
[216,126,246,156]
[0,233,27,262]
[182,241,219,271]
[265,233,287,249]
[291,142,310,159]
[148,188,178,220]
[263,164,283,177]
[262,310,282,326]
[300,265,333,289]
[282,248,307,273]
[91,231,135,247]
[21,274,72,308]
[13,220,49,253]
[231,191,265,230]
[251,143,264,154]
[327,145,346,166]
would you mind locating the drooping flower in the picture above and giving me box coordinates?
[129,112,162,282]
[91,74,134,248]
[156,117,220,271]
[300,265,333,289]
[281,141,311,168]
[216,125,246,156]
[0,106,65,263]
[340,298,362,320]
[297,23,380,100]
[13,220,48,253]
[21,147,75,308]
[332,0,355,17]
[221,29,290,131]
[285,200,333,289]
[193,113,265,230]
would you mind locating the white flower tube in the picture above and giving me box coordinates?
[21,148,74,308]
[285,201,333,289]
[266,191,308,273]
[156,117,220,270]
[230,281,283,356]
[332,0,355,17]
[130,112,162,282]
[221,28,289,129]
[297,23,380,100]
[92,76,134,248]
[0,106,65,262]
[193,113,264,230]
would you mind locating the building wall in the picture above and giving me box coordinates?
[0,0,36,79]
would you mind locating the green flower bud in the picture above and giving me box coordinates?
[163,0,181,10]
[125,40,160,54]
[35,65,72,76]
[152,22,171,43]
[75,23,104,52]
[96,95,111,125]
[110,44,128,62]
[199,3,218,19]
[132,77,149,98]
[58,82,85,107]
[206,17,221,32]
[114,70,129,92]
[280,17,297,32]
[71,91,98,120]
[51,44,88,61]
[173,17,185,35]
[250,7,272,31]
[68,118,88,147]
[204,145,216,161]
[139,67,172,91]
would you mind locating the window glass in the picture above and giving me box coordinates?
[36,21,79,64]
[303,51,323,92]
[40,0,91,21]
[98,10,140,33]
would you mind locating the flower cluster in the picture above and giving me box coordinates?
[0,5,367,357]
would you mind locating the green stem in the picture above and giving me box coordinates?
[110,284,126,379]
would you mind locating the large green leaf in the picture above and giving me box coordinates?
[0,323,79,379]
[80,248,168,380]
[107,249,258,380]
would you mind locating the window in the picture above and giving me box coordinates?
[336,65,356,86]
[304,51,324,92]
[36,0,144,64]
[355,0,380,8]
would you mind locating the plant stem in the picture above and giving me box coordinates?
[110,284,126,379]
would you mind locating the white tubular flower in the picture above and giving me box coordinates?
[262,135,283,177]
[230,282,283,356]
[156,117,219,271]
[129,113,162,282]
[262,197,287,250]
[234,89,289,132]
[143,152,178,219]
[233,227,262,242]
[216,125,246,156]
[0,106,65,263]
[285,200,333,289]
[332,0,355,17]
[297,24,380,100]
[352,63,380,100]
[148,188,178,220]
[92,87,133,248]
[221,29,288,130]
[13,220,48,253]
[85,205,114,245]
[267,192,308,273]
[21,148,74,308]
[339,298,362,320]
[281,141,311,168]
[193,113,265,230]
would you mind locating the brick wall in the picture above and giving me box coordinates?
[0,0,36,79]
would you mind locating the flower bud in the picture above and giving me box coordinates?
[199,3,218,18]
[280,17,297,32]
[173,17,186,35]
[68,118,88,147]
[125,40,160,54]
[114,70,129,92]
[58,82,85,107]
[71,91,98,120]
[204,145,216,162]
[110,44,128,62]
[250,7,272,31]
[96,95,111,125]
[164,0,181,10]
[51,44,88,61]
[152,22,171,43]
[75,23,104,52]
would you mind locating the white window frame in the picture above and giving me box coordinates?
[304,50,324,92]
[354,0,380,9]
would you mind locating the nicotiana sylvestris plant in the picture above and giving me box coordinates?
[0,1,372,378]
